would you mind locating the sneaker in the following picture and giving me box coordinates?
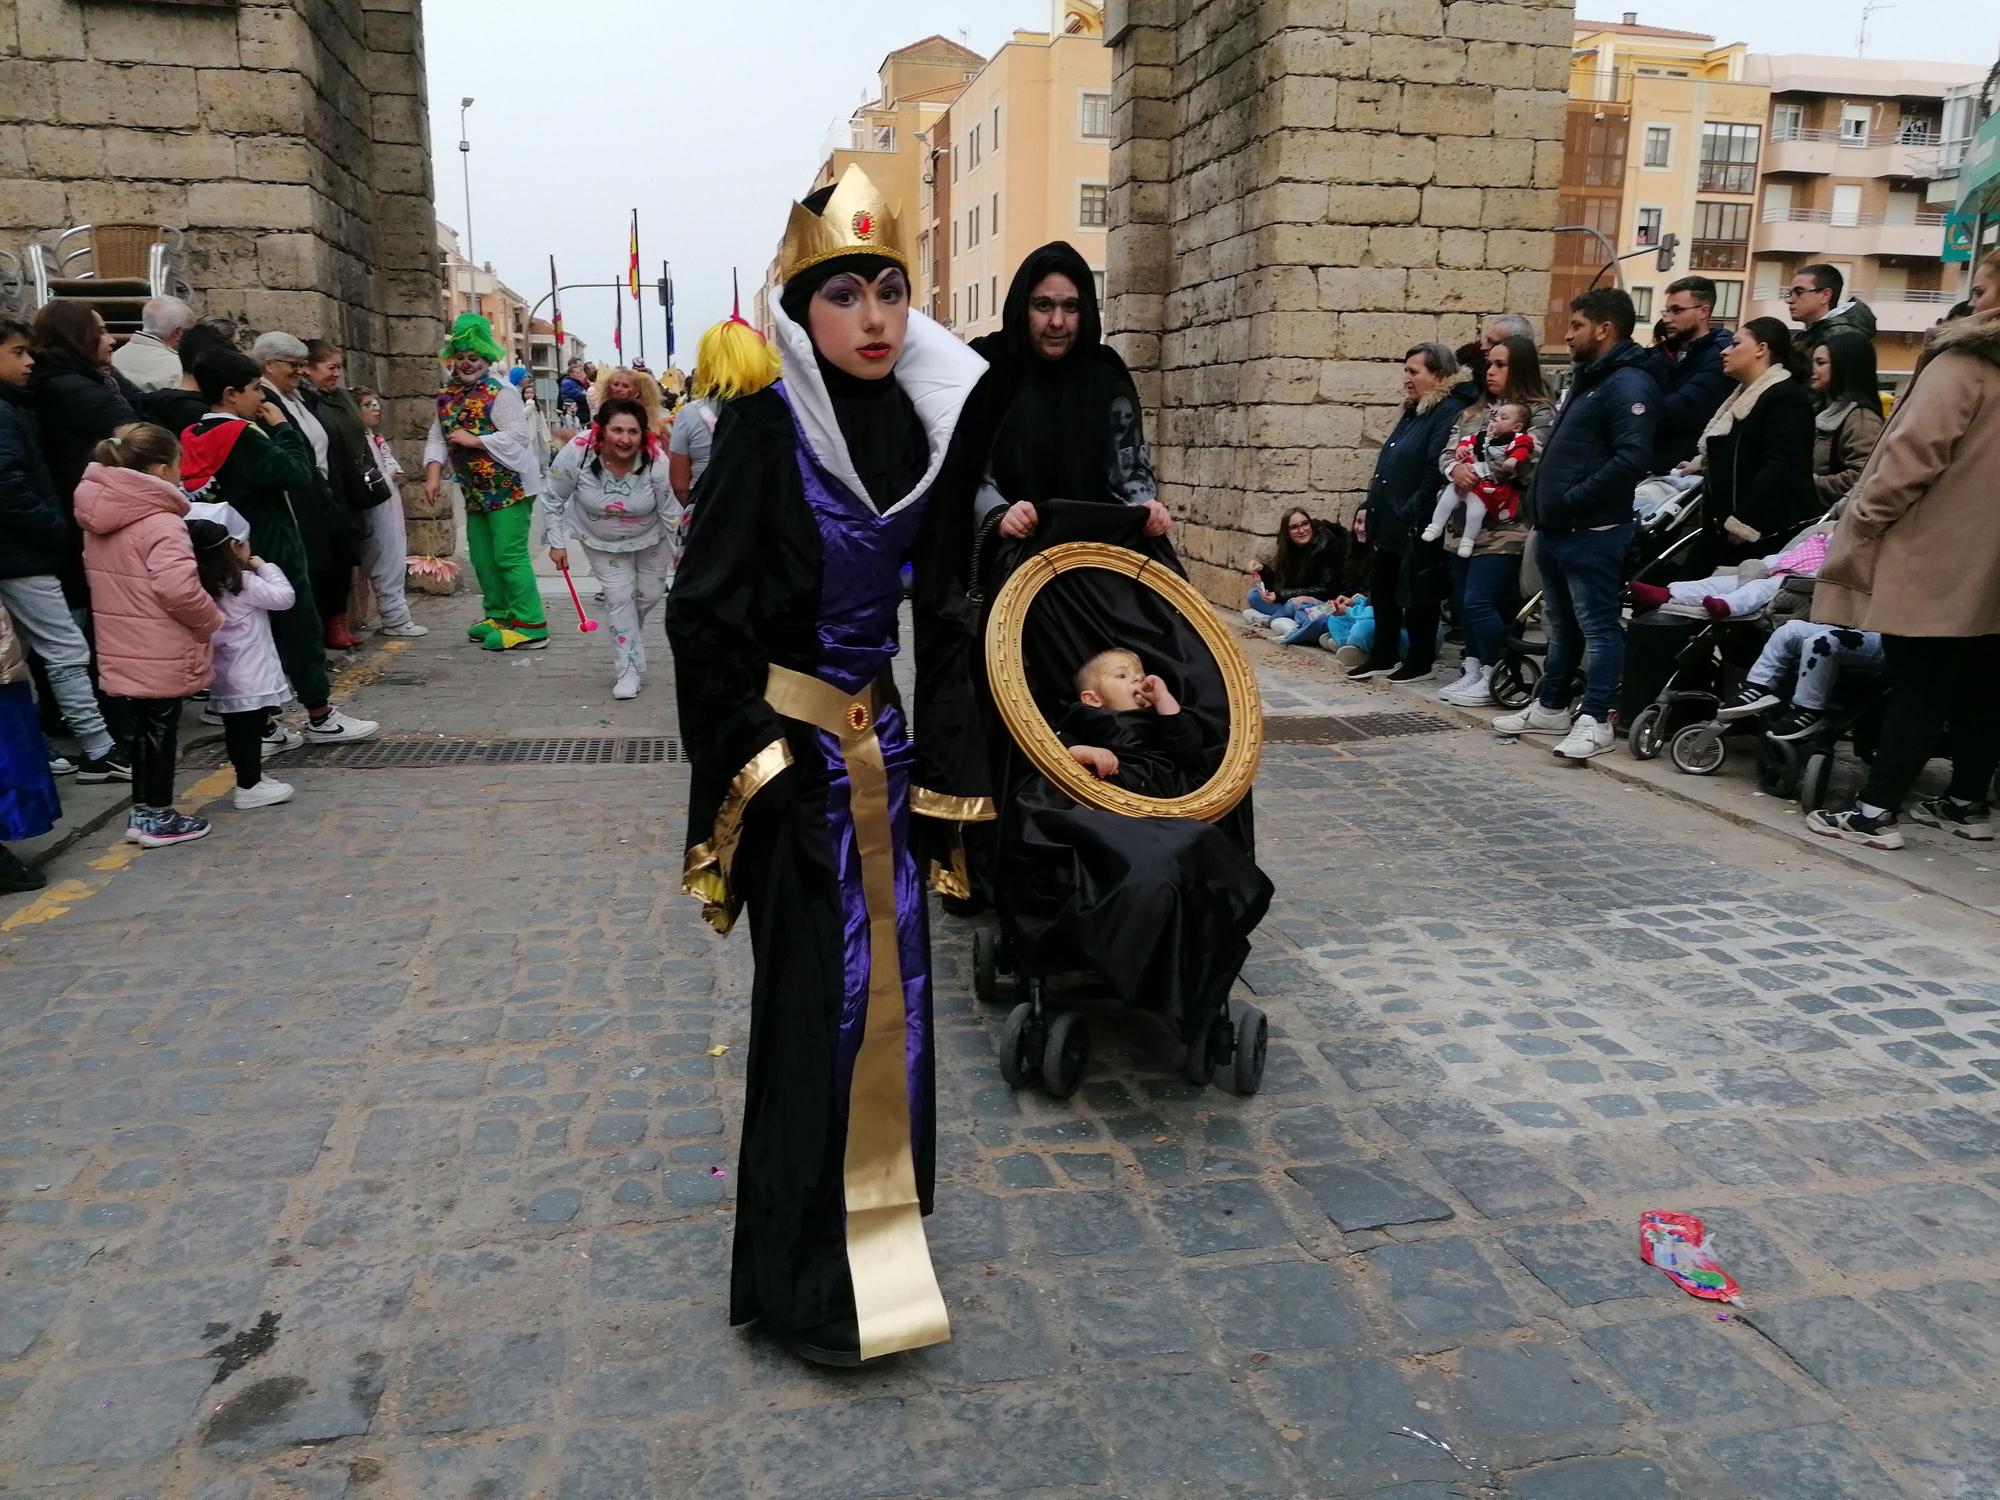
[75,749,133,784]
[378,621,430,638]
[612,670,641,701]
[233,777,295,810]
[466,617,500,643]
[1456,538,1477,559]
[1328,643,1366,669]
[1907,797,1996,841]
[1807,804,1905,850]
[47,755,76,776]
[1385,661,1436,684]
[1442,667,1496,707]
[1552,713,1616,760]
[262,723,305,756]
[126,807,212,848]
[1718,685,1780,722]
[1240,608,1268,629]
[1438,658,1480,700]
[1492,702,1574,736]
[304,708,379,744]
[1346,657,1395,681]
[482,626,549,652]
[1418,523,1444,543]
[199,705,225,726]
[1764,706,1826,743]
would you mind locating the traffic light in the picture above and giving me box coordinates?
[1655,232,1679,274]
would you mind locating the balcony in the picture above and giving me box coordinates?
[1757,206,1949,259]
[1765,125,1966,181]
[1751,282,1958,333]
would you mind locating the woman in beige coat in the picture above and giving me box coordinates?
[1807,249,2000,849]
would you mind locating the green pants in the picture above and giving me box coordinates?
[466,503,545,629]
[237,496,331,708]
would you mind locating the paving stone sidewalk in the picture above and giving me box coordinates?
[0,604,1997,1499]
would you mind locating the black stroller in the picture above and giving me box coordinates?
[968,501,1273,1099]
[1490,478,1708,711]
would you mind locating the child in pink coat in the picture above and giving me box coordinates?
[74,423,222,848]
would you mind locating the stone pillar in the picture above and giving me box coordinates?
[0,0,451,563]
[1105,0,1572,602]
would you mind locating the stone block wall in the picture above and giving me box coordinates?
[0,0,450,558]
[1104,0,1571,601]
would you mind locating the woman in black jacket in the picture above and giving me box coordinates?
[1348,342,1476,683]
[1680,316,1817,571]
[29,303,140,602]
[1242,509,1354,631]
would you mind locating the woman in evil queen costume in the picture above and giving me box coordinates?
[665,166,986,1366]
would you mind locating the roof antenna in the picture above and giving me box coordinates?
[1857,0,1895,56]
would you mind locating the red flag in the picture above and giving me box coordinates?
[628,210,641,301]
[549,255,563,359]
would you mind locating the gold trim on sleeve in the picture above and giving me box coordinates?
[681,737,794,934]
[983,542,1262,821]
[910,787,997,823]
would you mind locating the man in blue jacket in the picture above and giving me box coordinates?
[1494,288,1659,761]
[0,318,127,782]
[1645,276,1732,473]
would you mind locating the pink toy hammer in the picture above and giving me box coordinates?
[557,561,599,632]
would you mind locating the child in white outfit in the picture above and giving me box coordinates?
[188,517,298,812]
[1423,402,1535,558]
[1629,532,1830,620]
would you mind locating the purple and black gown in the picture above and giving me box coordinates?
[666,324,979,1362]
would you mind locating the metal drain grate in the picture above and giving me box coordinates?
[191,735,682,769]
[1262,711,1454,745]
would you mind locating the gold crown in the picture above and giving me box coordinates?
[778,164,909,286]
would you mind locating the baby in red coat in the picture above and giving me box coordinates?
[1422,402,1536,559]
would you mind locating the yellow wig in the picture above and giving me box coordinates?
[692,317,782,401]
[590,365,666,434]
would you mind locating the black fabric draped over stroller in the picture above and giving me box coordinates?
[970,500,1274,1097]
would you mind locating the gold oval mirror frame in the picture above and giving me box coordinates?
[984,541,1263,821]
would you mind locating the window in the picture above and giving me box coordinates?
[1572,111,1626,189]
[992,105,1000,149]
[990,275,998,312]
[952,146,958,183]
[1839,105,1871,145]
[870,123,895,152]
[969,282,979,322]
[1691,200,1751,270]
[952,290,959,325]
[1830,184,1863,227]
[1079,182,1109,228]
[952,220,958,255]
[1635,207,1662,246]
[1773,103,1805,139]
[1642,126,1671,169]
[991,192,999,234]
[1698,123,1760,193]
[970,124,981,168]
[1094,269,1107,305]
[968,206,979,247]
[1081,92,1110,139]
[1630,286,1654,320]
[1711,280,1743,323]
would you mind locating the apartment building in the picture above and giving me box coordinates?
[1554,18,1766,343]
[438,222,531,369]
[1743,55,1989,381]
[931,1,1112,338]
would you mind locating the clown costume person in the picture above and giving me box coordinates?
[665,166,984,1367]
[423,315,549,651]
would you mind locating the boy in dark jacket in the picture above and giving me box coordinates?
[0,317,128,780]
[1499,288,1659,761]
[180,350,377,745]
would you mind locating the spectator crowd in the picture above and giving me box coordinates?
[1247,249,2000,855]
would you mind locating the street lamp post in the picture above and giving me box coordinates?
[458,97,476,295]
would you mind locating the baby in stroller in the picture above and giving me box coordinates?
[1626,529,1829,620]
[1061,648,1205,792]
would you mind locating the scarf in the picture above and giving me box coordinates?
[1695,363,1790,464]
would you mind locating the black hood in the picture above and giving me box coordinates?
[993,241,1102,367]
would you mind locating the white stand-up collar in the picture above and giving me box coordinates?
[769,300,984,518]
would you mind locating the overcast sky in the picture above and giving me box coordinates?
[422,0,1982,368]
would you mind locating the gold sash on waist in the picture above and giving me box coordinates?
[762,664,950,1359]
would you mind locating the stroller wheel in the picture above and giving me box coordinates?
[1232,1005,1269,1096]
[1182,1017,1219,1086]
[1490,654,1537,711]
[1042,1012,1089,1100]
[973,929,1000,1004]
[1758,735,1804,798]
[1628,703,1668,761]
[998,1002,1039,1089]
[1799,750,1834,816]
[1669,721,1727,776]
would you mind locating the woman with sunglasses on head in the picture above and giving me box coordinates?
[665,167,984,1369]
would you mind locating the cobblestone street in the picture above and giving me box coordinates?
[3,601,1999,1499]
